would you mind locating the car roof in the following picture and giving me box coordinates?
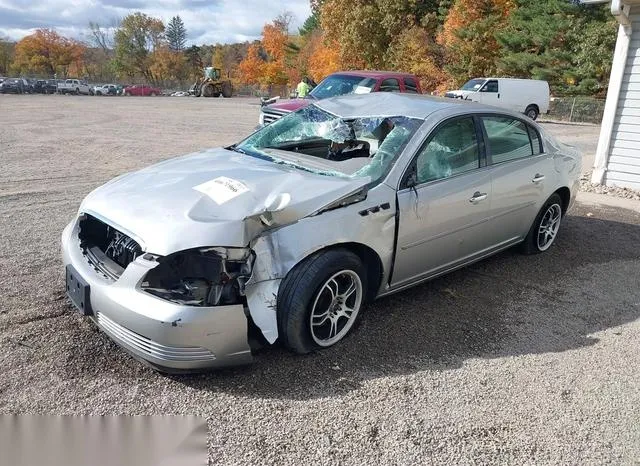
[330,70,417,79]
[314,92,490,120]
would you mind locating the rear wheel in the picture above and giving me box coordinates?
[525,105,539,120]
[278,249,367,354]
[521,194,563,255]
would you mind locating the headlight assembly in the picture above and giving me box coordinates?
[140,247,253,307]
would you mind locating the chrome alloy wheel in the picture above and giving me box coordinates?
[537,203,562,251]
[310,270,363,347]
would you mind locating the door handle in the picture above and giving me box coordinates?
[469,192,488,204]
[532,174,545,183]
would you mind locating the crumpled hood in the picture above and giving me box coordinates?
[80,148,366,255]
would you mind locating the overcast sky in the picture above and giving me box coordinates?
[0,0,312,45]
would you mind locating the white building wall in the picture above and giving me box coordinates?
[605,7,640,189]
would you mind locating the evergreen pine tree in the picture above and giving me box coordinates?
[166,16,187,52]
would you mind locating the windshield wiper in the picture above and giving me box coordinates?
[227,144,247,155]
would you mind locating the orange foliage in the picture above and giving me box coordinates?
[439,0,514,48]
[262,24,287,62]
[388,27,447,94]
[150,46,186,82]
[13,29,86,76]
[237,43,264,84]
[307,33,341,83]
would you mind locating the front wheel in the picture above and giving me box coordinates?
[521,194,563,255]
[277,249,367,354]
[221,81,232,98]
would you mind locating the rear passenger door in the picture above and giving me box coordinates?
[482,115,556,244]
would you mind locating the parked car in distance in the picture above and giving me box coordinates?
[445,78,550,121]
[259,70,423,126]
[62,93,581,372]
[0,78,26,94]
[33,79,58,94]
[123,84,161,96]
[94,84,118,96]
[58,79,91,95]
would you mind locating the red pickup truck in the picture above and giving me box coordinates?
[123,84,162,96]
[259,70,422,125]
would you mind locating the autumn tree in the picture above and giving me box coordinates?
[166,16,187,52]
[12,29,86,77]
[150,45,187,84]
[439,0,513,87]
[306,32,341,83]
[237,42,265,84]
[388,26,446,93]
[319,0,442,69]
[237,15,298,86]
[113,12,165,82]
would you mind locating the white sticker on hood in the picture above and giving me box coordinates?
[193,176,249,204]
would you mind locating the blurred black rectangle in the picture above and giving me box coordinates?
[0,415,207,466]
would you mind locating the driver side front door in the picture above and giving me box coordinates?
[392,116,494,287]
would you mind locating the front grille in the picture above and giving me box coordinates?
[96,312,217,362]
[78,214,143,280]
[262,109,288,125]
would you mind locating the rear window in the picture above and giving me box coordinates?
[404,78,419,93]
[380,78,400,92]
[482,116,534,164]
[527,126,543,155]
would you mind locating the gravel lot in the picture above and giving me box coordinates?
[1,95,639,465]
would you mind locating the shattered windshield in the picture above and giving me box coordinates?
[461,78,486,91]
[308,75,377,100]
[235,105,423,183]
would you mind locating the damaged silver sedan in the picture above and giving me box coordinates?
[61,93,581,372]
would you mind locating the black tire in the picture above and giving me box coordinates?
[277,249,367,354]
[525,105,539,120]
[202,83,214,97]
[221,81,232,98]
[521,193,563,255]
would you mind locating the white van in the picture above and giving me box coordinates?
[445,78,550,120]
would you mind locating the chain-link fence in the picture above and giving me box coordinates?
[233,84,292,98]
[547,96,606,124]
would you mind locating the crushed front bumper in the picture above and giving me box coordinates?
[61,219,253,372]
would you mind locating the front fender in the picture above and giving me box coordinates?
[244,183,397,343]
